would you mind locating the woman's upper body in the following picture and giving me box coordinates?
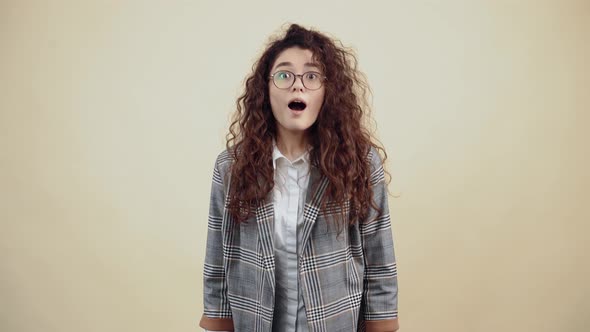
[200,145,398,332]
[200,24,399,331]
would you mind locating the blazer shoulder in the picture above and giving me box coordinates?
[365,145,388,187]
[367,145,385,170]
[211,148,236,188]
[214,148,235,172]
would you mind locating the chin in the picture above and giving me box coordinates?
[280,122,313,133]
[286,125,312,132]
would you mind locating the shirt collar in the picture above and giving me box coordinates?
[272,139,311,170]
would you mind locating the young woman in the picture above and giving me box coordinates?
[200,24,399,332]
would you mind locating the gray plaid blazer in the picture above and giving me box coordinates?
[200,147,399,332]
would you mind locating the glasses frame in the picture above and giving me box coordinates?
[269,70,327,91]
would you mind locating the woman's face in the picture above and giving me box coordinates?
[269,47,325,138]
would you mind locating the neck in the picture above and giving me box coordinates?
[275,129,308,162]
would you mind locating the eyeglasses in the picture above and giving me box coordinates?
[269,70,326,90]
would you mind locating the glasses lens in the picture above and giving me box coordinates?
[303,72,322,90]
[273,71,294,89]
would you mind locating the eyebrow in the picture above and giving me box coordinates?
[273,61,321,71]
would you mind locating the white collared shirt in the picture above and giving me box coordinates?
[271,142,310,332]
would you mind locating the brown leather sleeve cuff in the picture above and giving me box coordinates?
[365,318,400,332]
[199,315,234,331]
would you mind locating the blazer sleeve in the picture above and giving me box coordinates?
[359,148,400,332]
[199,153,235,331]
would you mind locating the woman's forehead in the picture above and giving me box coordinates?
[272,47,321,71]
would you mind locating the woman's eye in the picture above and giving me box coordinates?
[306,73,318,80]
[277,71,291,80]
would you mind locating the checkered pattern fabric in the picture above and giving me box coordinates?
[200,147,399,332]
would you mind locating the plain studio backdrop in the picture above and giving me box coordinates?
[1,1,588,331]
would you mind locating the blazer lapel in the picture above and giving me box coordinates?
[299,163,329,252]
[255,192,276,290]
[254,161,329,291]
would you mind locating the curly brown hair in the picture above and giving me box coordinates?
[226,23,388,227]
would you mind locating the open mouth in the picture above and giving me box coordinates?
[288,100,307,111]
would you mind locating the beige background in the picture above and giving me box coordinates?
[1,1,588,331]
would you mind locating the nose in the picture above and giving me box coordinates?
[291,75,305,91]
